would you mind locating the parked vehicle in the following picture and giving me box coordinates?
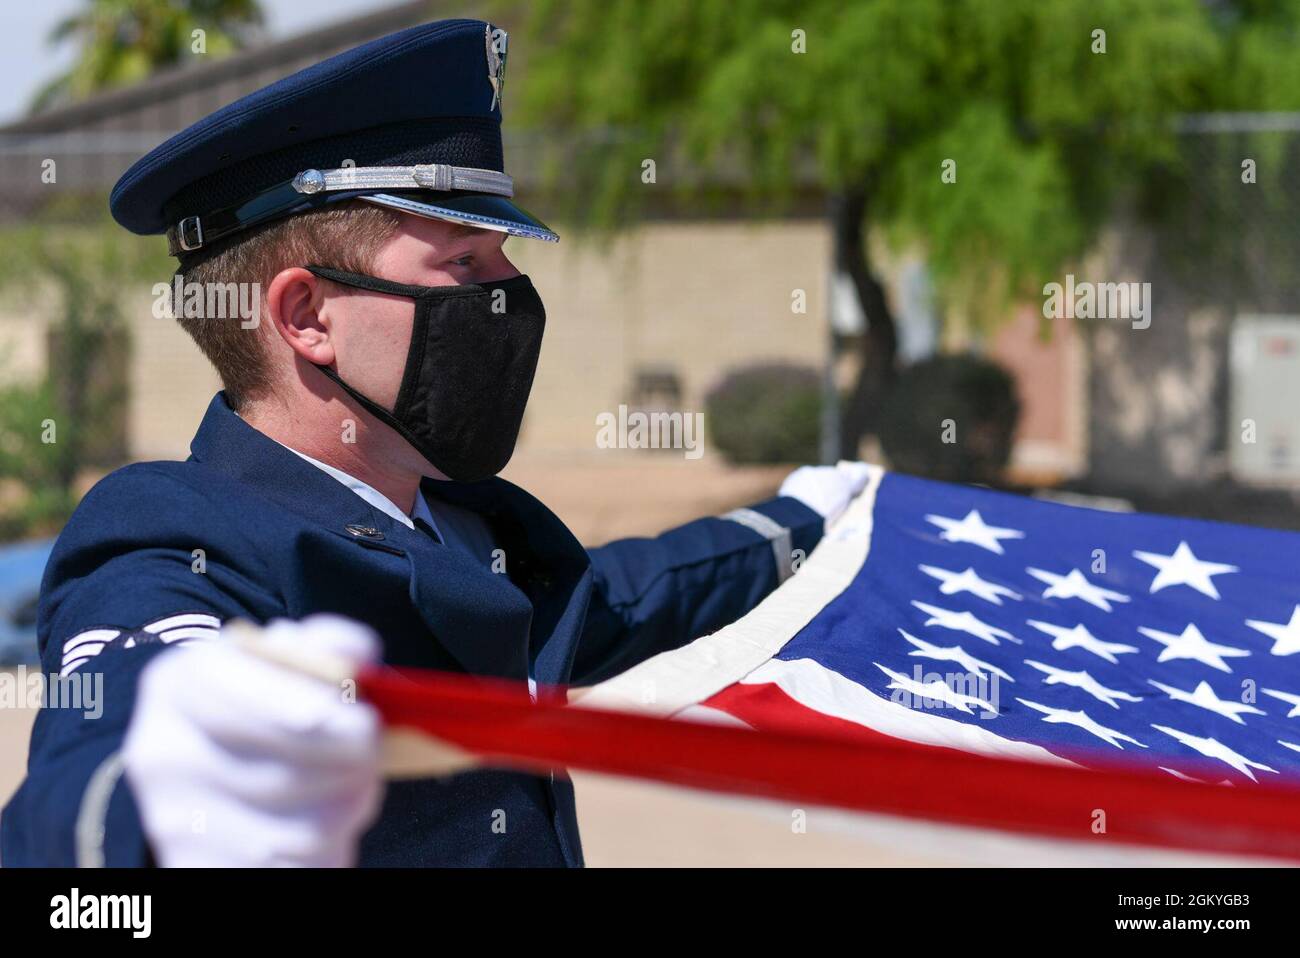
[0,538,54,665]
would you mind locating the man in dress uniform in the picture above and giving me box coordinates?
[0,18,868,867]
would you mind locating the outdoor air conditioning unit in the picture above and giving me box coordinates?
[1229,315,1300,484]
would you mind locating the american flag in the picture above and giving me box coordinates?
[674,467,1300,787]
[363,465,1300,860]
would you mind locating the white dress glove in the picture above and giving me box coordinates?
[122,614,384,867]
[778,461,875,523]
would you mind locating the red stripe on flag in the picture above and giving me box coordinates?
[704,681,909,745]
[359,665,1300,861]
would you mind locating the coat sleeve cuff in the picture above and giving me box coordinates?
[718,496,825,583]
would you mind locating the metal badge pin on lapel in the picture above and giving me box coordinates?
[345,523,384,540]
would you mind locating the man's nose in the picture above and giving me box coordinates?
[476,246,521,283]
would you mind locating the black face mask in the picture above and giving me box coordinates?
[306,265,546,482]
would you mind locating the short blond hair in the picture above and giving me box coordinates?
[172,202,402,409]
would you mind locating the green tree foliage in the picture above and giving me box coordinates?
[516,0,1300,452]
[0,215,171,537]
[31,0,263,112]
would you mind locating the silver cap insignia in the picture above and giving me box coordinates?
[485,25,508,111]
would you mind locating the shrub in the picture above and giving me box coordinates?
[878,354,1020,483]
[705,363,822,464]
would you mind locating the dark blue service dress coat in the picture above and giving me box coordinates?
[0,393,823,867]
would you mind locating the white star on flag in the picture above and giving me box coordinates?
[1132,541,1238,599]
[1025,619,1138,664]
[1138,623,1251,673]
[1024,661,1141,708]
[918,564,1021,605]
[911,600,1020,645]
[1262,688,1300,718]
[1026,567,1130,612]
[1246,605,1300,657]
[1151,725,1276,782]
[1148,679,1266,724]
[924,509,1025,554]
[1018,699,1146,749]
[899,629,1014,682]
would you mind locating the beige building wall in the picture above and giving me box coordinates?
[124,284,221,461]
[508,219,831,459]
[0,306,48,385]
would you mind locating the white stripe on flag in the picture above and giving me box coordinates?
[580,463,886,716]
[740,656,1072,766]
[674,704,753,728]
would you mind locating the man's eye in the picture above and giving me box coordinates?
[451,255,474,267]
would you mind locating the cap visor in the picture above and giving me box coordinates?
[360,192,558,242]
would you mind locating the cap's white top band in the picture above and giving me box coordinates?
[291,164,514,198]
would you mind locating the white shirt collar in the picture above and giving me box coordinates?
[278,443,439,533]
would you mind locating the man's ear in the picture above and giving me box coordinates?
[266,267,335,365]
